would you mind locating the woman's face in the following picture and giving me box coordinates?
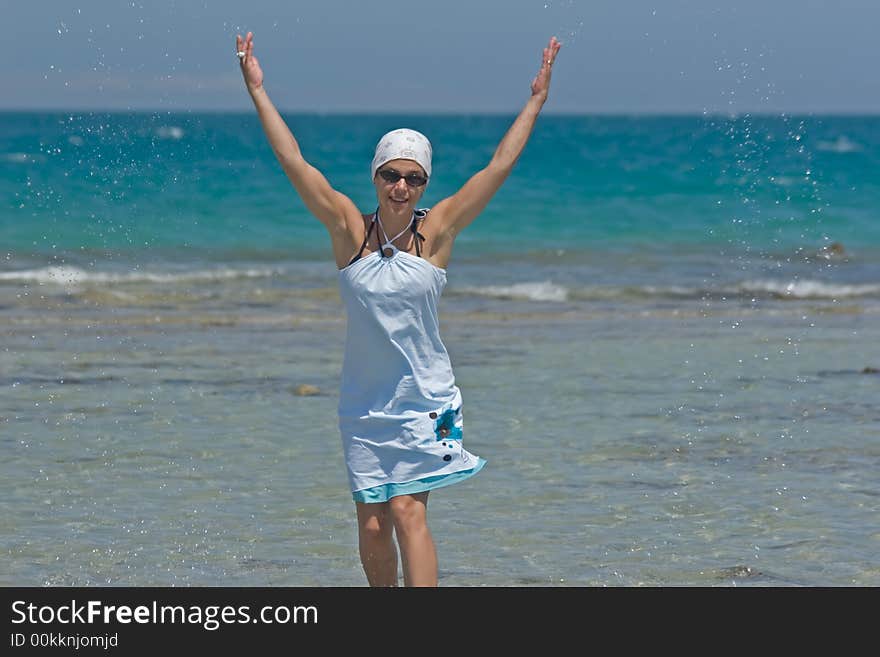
[373,159,428,214]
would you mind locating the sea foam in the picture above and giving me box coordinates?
[456,281,569,302]
[0,265,281,286]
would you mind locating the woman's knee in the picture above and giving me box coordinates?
[389,494,428,533]
[357,503,393,543]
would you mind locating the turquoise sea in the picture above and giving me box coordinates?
[2,112,878,585]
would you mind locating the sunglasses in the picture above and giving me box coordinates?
[377,168,428,187]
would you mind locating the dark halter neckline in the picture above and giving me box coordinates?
[347,208,427,266]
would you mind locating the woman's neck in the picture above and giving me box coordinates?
[375,204,415,239]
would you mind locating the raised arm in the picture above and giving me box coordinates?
[431,37,562,238]
[236,32,356,234]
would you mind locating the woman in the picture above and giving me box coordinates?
[236,31,561,586]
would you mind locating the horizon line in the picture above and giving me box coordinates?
[2,107,879,118]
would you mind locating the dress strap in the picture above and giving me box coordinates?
[347,216,377,266]
[411,216,426,257]
[411,208,428,258]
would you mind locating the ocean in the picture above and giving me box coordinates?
[2,111,878,586]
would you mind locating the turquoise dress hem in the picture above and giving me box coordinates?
[352,458,487,503]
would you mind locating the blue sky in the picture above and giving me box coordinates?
[5,0,878,114]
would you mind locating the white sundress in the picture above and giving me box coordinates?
[336,210,486,503]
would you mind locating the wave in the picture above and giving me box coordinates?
[816,136,862,153]
[2,152,45,164]
[0,265,281,286]
[732,279,880,299]
[453,278,880,303]
[2,267,876,304]
[623,279,880,301]
[454,281,569,302]
[155,126,185,140]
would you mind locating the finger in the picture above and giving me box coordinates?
[236,34,246,66]
[236,33,246,65]
[545,38,560,67]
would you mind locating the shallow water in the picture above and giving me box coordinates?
[2,284,878,586]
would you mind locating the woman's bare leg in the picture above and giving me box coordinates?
[389,492,437,587]
[355,501,398,586]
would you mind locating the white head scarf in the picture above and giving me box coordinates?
[370,128,432,181]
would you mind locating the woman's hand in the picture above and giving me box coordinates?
[236,31,263,93]
[530,36,561,102]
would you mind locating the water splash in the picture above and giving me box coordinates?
[542,0,586,45]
